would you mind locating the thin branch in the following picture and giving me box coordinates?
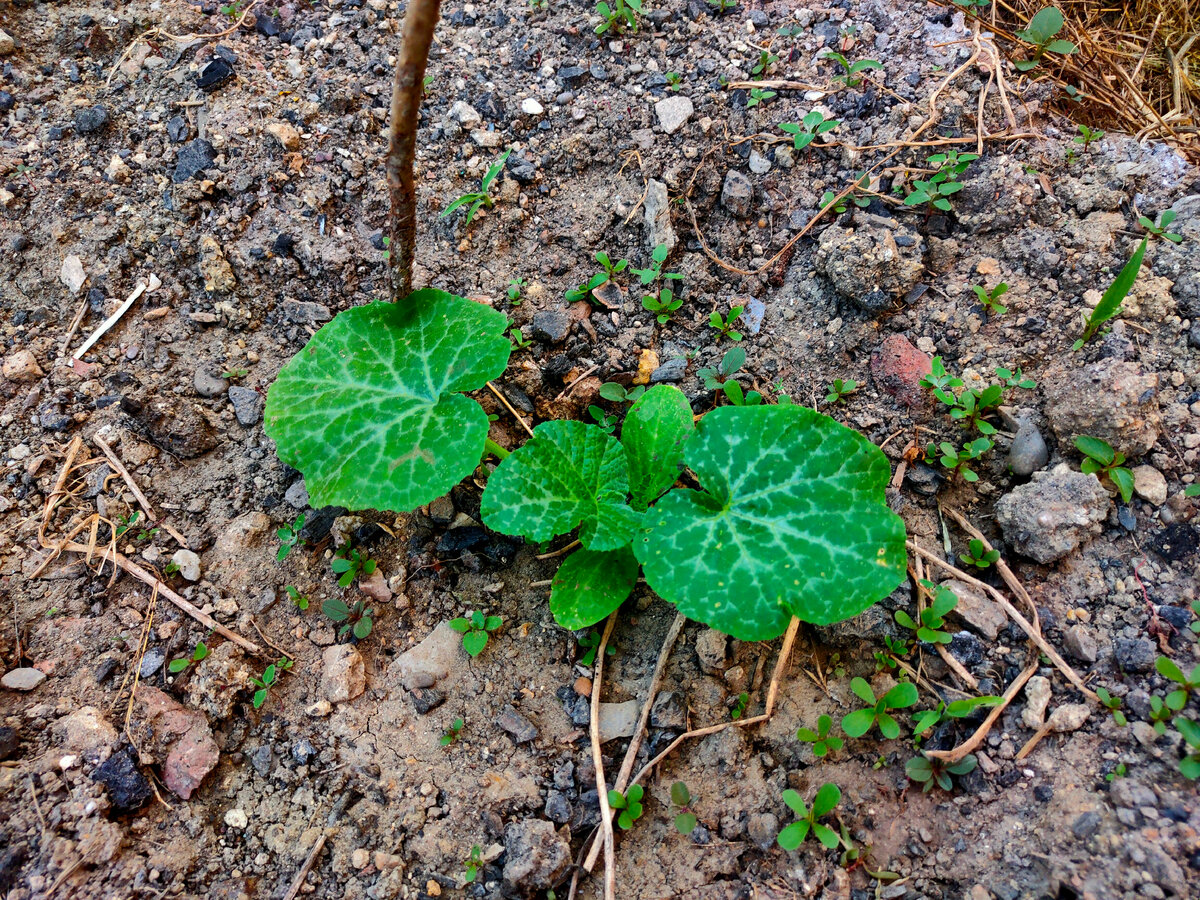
[589,612,619,900]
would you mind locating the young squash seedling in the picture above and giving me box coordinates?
[1157,657,1200,710]
[607,784,645,829]
[821,51,883,88]
[440,149,511,225]
[972,282,1009,316]
[911,696,1002,743]
[1075,436,1134,504]
[777,783,842,850]
[577,629,616,667]
[1073,124,1104,152]
[1073,234,1147,349]
[449,610,503,657]
[251,657,293,709]
[751,49,780,79]
[1014,7,1077,71]
[895,582,957,644]
[825,378,858,405]
[276,513,306,562]
[959,538,1000,569]
[643,288,683,324]
[1095,686,1128,726]
[797,714,844,757]
[169,640,209,674]
[441,717,465,747]
[599,382,646,404]
[842,677,919,738]
[332,544,377,588]
[322,597,376,640]
[285,585,310,611]
[671,782,698,834]
[780,111,840,155]
[709,305,745,342]
[730,691,751,720]
[925,438,993,483]
[905,753,978,792]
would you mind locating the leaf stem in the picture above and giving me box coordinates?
[483,438,510,460]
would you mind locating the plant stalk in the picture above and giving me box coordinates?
[385,0,442,300]
[483,438,510,460]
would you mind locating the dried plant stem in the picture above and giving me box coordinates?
[926,655,1039,764]
[589,612,619,900]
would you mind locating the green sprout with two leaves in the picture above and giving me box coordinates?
[251,657,293,709]
[709,305,744,342]
[577,629,616,667]
[821,51,882,88]
[905,753,978,792]
[276,513,305,562]
[285,585,310,610]
[441,717,465,747]
[1014,7,1077,72]
[332,544,377,587]
[599,382,646,405]
[777,783,841,850]
[926,438,994,483]
[780,111,840,155]
[566,250,628,305]
[752,50,780,79]
[449,610,503,657]
[746,87,776,108]
[972,282,1009,316]
[461,844,482,883]
[671,782,698,834]
[595,0,641,34]
[441,149,511,225]
[1140,209,1182,244]
[895,582,957,644]
[911,696,1002,744]
[322,597,375,639]
[825,378,858,405]
[820,173,871,214]
[643,288,682,324]
[1075,435,1133,504]
[842,677,919,739]
[1095,686,1127,726]
[797,714,844,757]
[169,640,209,674]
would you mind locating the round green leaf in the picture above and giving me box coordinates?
[550,546,640,629]
[481,420,641,551]
[265,291,511,513]
[777,821,808,851]
[462,630,488,657]
[884,681,919,709]
[674,812,697,834]
[670,781,691,806]
[842,708,876,738]
[634,406,907,640]
[781,788,806,816]
[812,782,841,817]
[622,385,695,510]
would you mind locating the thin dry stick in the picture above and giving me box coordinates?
[942,508,1037,619]
[93,434,156,522]
[553,364,599,401]
[589,612,619,900]
[282,832,329,900]
[385,0,442,298]
[486,381,535,437]
[536,540,581,560]
[912,557,979,690]
[925,655,1039,765]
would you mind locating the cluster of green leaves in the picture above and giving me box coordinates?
[895,583,957,644]
[441,717,465,747]
[904,150,978,214]
[643,288,682,324]
[322,597,375,640]
[1157,657,1200,712]
[821,51,882,88]
[842,677,919,738]
[797,714,844,757]
[780,111,840,153]
[608,785,645,829]
[820,173,871,214]
[911,697,1001,744]
[730,691,750,720]
[699,347,762,406]
[449,610,503,657]
[1014,7,1077,71]
[1140,209,1182,244]
[566,250,627,305]
[332,544,377,588]
[1074,124,1104,152]
[874,634,911,670]
[116,511,158,542]
[925,437,993,483]
[777,783,841,850]
[709,305,744,342]
[507,277,524,304]
[599,382,646,405]
[461,844,482,883]
[752,50,779,79]
[169,640,209,674]
[746,87,776,108]
[960,538,999,569]
[1095,686,1127,726]
[905,754,978,792]
[671,782,698,834]
[285,585,310,610]
[596,0,641,33]
[251,657,293,709]
[825,378,858,405]
[1075,436,1133,504]
[631,243,682,287]
[972,282,1009,316]
[922,357,1034,449]
[441,150,511,225]
[577,629,616,667]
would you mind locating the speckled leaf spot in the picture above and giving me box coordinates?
[481,420,641,551]
[264,291,511,512]
[634,405,907,641]
[550,545,640,628]
[622,384,695,510]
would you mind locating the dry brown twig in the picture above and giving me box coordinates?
[588,613,619,900]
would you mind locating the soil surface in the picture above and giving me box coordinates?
[1,1,1198,900]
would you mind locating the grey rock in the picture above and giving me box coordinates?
[280,299,331,325]
[166,115,189,143]
[943,578,1006,641]
[250,745,274,776]
[1109,779,1156,809]
[389,623,463,690]
[0,726,18,760]
[139,649,165,678]
[544,791,572,824]
[321,645,366,703]
[228,386,264,426]
[84,463,114,498]
[994,464,1111,563]
[1008,422,1049,476]
[172,139,216,183]
[2,668,46,691]
[74,104,109,134]
[649,691,686,729]
[448,101,482,125]
[598,700,639,743]
[193,368,227,398]
[815,222,925,310]
[1071,810,1102,839]
[1043,358,1161,458]
[813,603,901,647]
[292,739,317,764]
[1064,624,1098,664]
[530,310,572,344]
[506,153,537,184]
[694,628,727,673]
[1126,689,1152,719]
[1113,637,1157,673]
[503,819,571,889]
[643,178,675,253]
[746,812,779,851]
[649,357,687,383]
[409,688,445,714]
[721,170,753,218]
[283,479,309,510]
[949,631,986,669]
[654,95,693,134]
[498,705,539,743]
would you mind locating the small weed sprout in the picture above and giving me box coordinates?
[953,0,990,8]
[508,325,533,350]
[1105,762,1128,782]
[825,378,858,405]
[1156,657,1200,711]
[507,277,525,304]
[643,287,683,324]
[751,50,780,79]
[746,87,777,108]
[276,513,306,562]
[777,783,841,850]
[1074,436,1134,504]
[709,305,745,342]
[972,282,1009,316]
[842,677,919,738]
[820,173,871,214]
[959,538,1000,569]
[911,696,1002,743]
[332,544,377,587]
[595,0,642,34]
[461,844,482,882]
[925,438,993,483]
[896,582,957,643]
[630,243,682,286]
[671,782,698,834]
[222,367,249,379]
[730,691,751,719]
[821,51,883,88]
[1095,687,1128,726]
[874,635,910,671]
[920,356,963,403]
[599,382,646,404]
[905,150,979,214]
[699,347,746,390]
[665,72,682,91]
[780,111,840,154]
[251,657,293,709]
[285,585,310,611]
[577,629,616,667]
[163,560,181,577]
[169,640,209,674]
[449,610,503,657]
[116,511,158,542]
[905,753,978,792]
[1149,695,1172,734]
[706,0,737,15]
[1014,7,1077,72]
[566,250,629,304]
[607,784,645,829]
[947,384,1005,435]
[441,717,465,747]
[587,405,618,434]
[1074,235,1147,349]
[1139,209,1183,244]
[440,149,511,225]
[797,714,844,757]
[1175,718,1200,779]
[322,597,376,639]
[1073,124,1104,152]
[995,366,1036,390]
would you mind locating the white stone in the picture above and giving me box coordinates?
[598,700,639,743]
[1132,465,1168,506]
[60,255,86,294]
[748,149,771,174]
[224,808,249,828]
[0,30,14,56]
[321,645,366,703]
[448,101,482,125]
[2,667,45,691]
[520,98,544,116]
[171,548,202,582]
[654,96,694,135]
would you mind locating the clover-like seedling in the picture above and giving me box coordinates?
[821,51,883,88]
[285,585,309,611]
[643,288,683,325]
[507,277,525,304]
[607,784,645,830]
[874,634,910,671]
[709,305,744,342]
[508,325,533,350]
[730,691,750,720]
[169,640,209,674]
[842,677,919,739]
[1149,695,1172,735]
[1074,235,1147,349]
[751,50,780,79]
[911,696,1002,744]
[441,717,465,747]
[905,753,977,792]
[1014,7,1077,71]
[332,544,377,588]
[1105,762,1128,782]
[972,282,1009,316]
[322,597,375,640]
[959,538,1000,569]
[587,405,618,434]
[1156,657,1200,711]
[779,111,840,154]
[671,781,698,834]
[276,513,306,562]
[1095,686,1127,726]
[1175,717,1200,779]
[1074,435,1134,504]
[925,438,993,483]
[595,0,641,34]
[441,149,512,225]
[995,366,1036,391]
[895,582,957,644]
[251,657,293,709]
[820,173,871,214]
[1139,209,1182,244]
[746,87,776,108]
[920,356,963,404]
[777,783,841,850]
[1074,124,1104,152]
[461,844,482,882]
[449,610,503,657]
[599,382,646,404]
[797,714,844,757]
[699,346,745,391]
[577,629,616,667]
[825,378,858,405]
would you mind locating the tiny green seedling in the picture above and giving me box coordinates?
[746,87,776,108]
[461,844,482,882]
[842,677,919,738]
[1149,696,1172,735]
[959,538,1000,569]
[285,585,310,611]
[995,366,1036,390]
[331,544,377,588]
[441,717,465,747]
[947,385,1004,435]
[920,356,963,403]
[441,149,512,225]
[905,753,977,792]
[577,629,616,667]
[797,714,844,757]
[874,635,910,671]
[508,325,533,350]
[730,691,750,720]
[751,50,780,79]
[276,513,305,562]
[825,378,858,405]
[699,346,746,390]
[607,785,645,829]
[566,250,629,305]
[1106,762,1128,782]
[925,438,993,483]
[821,51,883,88]
[665,72,682,91]
[251,657,293,709]
[163,560,181,577]
[911,697,1002,743]
[169,640,209,674]
[1095,687,1127,726]
[780,111,840,153]
[595,0,641,34]
[599,382,646,404]
[706,0,736,13]
[972,282,1009,316]
[643,288,683,324]
[449,610,503,657]
[777,783,841,850]
[671,782,698,834]
[1074,436,1134,504]
[321,597,375,639]
[629,243,682,287]
[1073,124,1104,152]
[222,367,250,379]
[1187,485,1200,500]
[115,511,158,542]
[1014,7,1077,71]
[905,150,979,214]
[1175,718,1200,779]
[587,405,618,434]
[1156,657,1200,711]
[820,173,871,213]
[507,277,525,304]
[1139,209,1183,244]
[709,306,744,342]
[895,582,957,644]
[1073,235,1147,349]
